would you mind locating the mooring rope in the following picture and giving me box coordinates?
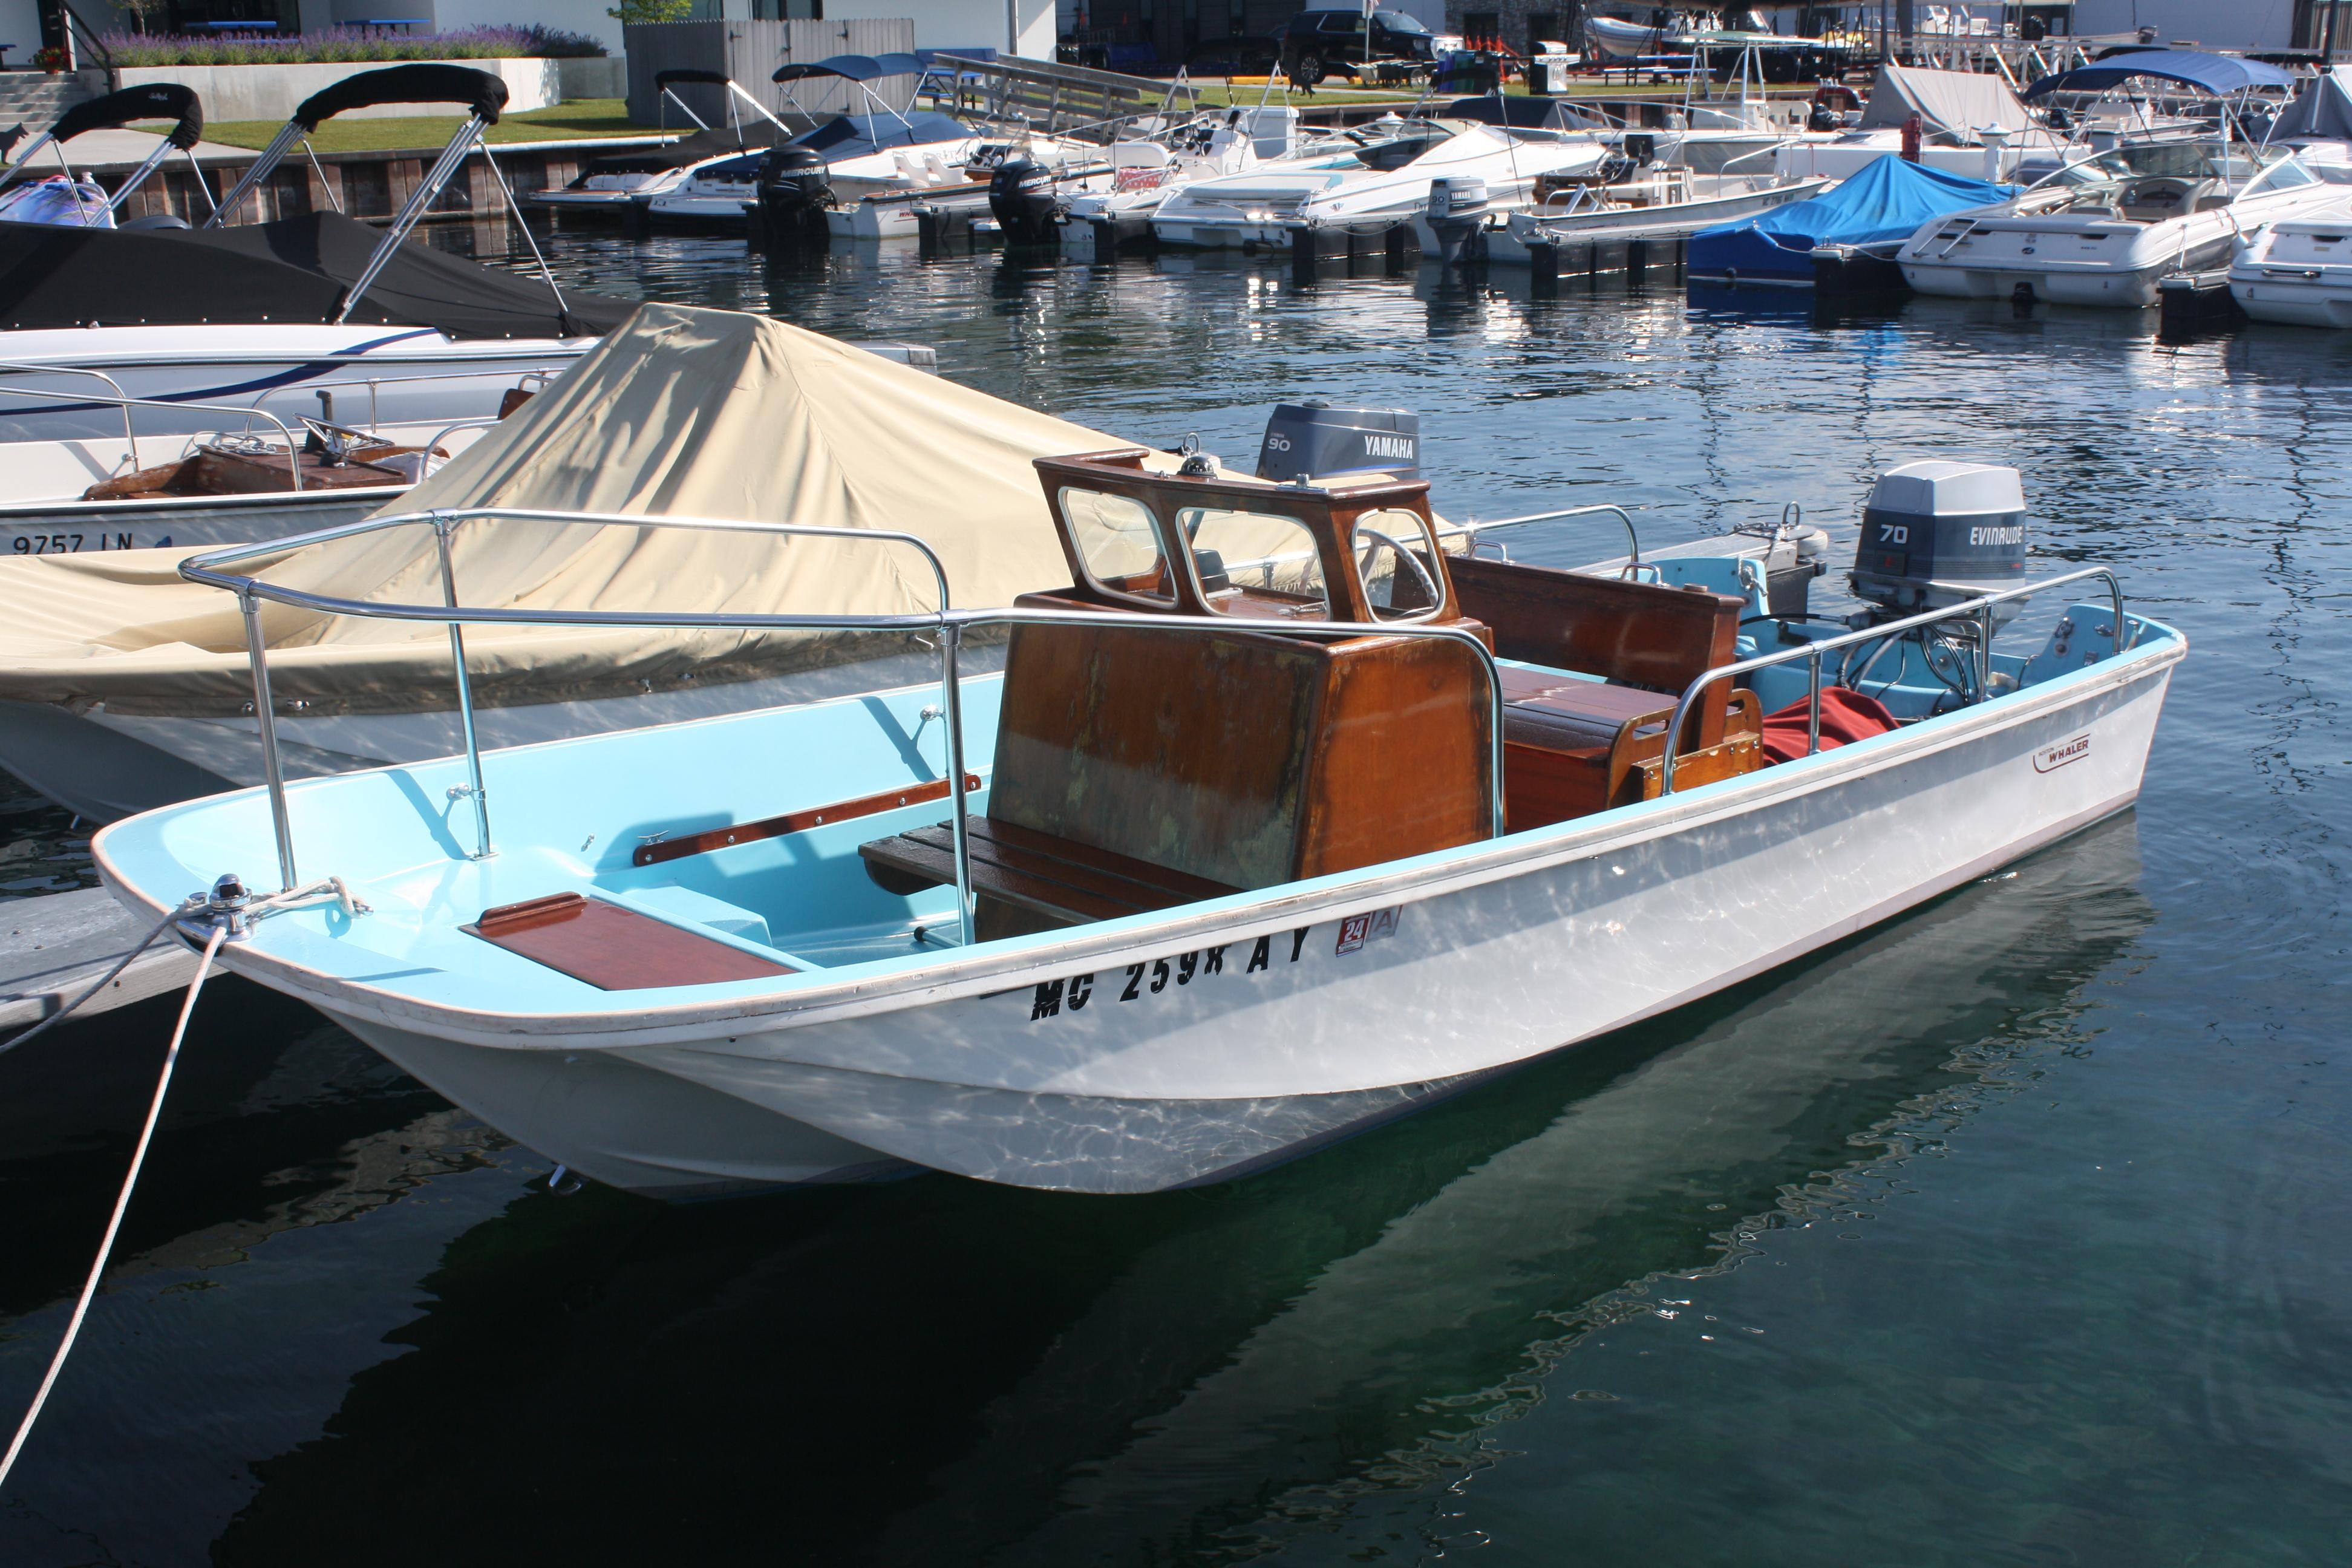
[0,898,201,1062]
[0,922,225,1489]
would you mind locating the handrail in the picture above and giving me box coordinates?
[0,361,138,468]
[1457,502,1640,572]
[180,507,1509,943]
[0,387,306,489]
[1658,565,2132,795]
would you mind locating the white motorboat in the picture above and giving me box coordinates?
[2227,199,2352,325]
[1427,163,1829,265]
[0,65,630,445]
[0,366,518,557]
[1154,123,1602,251]
[1053,107,1305,255]
[650,53,996,229]
[0,81,209,227]
[531,70,791,214]
[92,450,2181,1199]
[1900,143,2342,308]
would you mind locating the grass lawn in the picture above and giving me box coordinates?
[195,99,669,153]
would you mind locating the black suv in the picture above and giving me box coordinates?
[1275,7,1439,87]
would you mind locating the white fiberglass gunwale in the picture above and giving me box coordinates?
[97,504,2177,1048]
[94,627,2178,1056]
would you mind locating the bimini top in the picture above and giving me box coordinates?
[0,211,636,338]
[796,110,972,156]
[2022,48,2298,100]
[1690,154,2016,280]
[773,53,926,83]
[0,304,1146,717]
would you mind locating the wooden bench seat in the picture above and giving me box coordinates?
[861,817,1240,938]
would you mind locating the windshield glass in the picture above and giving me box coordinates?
[2049,142,2274,188]
[1377,12,1431,31]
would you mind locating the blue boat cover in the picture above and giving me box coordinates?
[2020,48,2296,100]
[1688,155,2016,281]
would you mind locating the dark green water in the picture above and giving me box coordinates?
[1,230,2346,1566]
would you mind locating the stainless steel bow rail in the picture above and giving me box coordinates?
[1659,565,2134,794]
[181,508,1509,948]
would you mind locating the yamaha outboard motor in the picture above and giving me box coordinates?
[1256,402,1420,484]
[1424,175,1492,267]
[1851,460,2030,626]
[987,157,1061,247]
[754,145,831,247]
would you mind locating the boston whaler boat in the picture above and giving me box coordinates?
[0,64,632,443]
[95,387,2183,1197]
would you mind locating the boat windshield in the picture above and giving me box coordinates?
[2042,141,2283,195]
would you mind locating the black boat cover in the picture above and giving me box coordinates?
[0,211,636,338]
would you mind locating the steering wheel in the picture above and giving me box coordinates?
[2123,177,2192,211]
[1356,526,1441,614]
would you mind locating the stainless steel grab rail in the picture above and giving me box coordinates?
[1658,565,2133,795]
[0,387,309,490]
[181,506,1509,946]
[0,361,139,469]
[1454,502,1641,573]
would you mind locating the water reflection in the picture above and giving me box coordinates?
[204,822,2148,1565]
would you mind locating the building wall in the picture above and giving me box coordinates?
[822,0,1056,56]
[2065,0,2300,50]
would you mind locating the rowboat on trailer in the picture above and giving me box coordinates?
[94,452,2183,1198]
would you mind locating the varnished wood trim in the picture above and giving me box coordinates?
[633,774,984,867]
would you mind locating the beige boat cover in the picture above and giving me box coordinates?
[1857,65,2030,139]
[0,304,1137,717]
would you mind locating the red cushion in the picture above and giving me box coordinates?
[1760,687,1900,765]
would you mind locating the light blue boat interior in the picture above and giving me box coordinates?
[93,550,2181,1021]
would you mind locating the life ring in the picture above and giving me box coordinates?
[1811,82,1859,112]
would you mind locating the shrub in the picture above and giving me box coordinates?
[100,25,609,68]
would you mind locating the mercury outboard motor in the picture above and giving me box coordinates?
[987,157,1061,248]
[1256,402,1420,484]
[755,145,831,246]
[1424,175,1492,266]
[1851,461,2030,626]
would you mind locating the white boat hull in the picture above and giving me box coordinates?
[162,632,2179,1197]
[0,324,590,443]
[2229,206,2352,325]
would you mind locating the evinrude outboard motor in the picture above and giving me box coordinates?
[988,157,1061,247]
[755,145,832,247]
[1851,460,2030,626]
[1424,175,1492,266]
[1256,402,1420,484]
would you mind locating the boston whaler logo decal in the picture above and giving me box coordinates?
[2033,733,2092,774]
[1027,907,1403,1021]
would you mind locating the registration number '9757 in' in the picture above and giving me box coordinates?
[12,532,139,555]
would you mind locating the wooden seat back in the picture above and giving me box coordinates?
[1445,554,1743,746]
[990,614,1494,891]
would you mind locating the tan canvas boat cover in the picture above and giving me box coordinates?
[0,303,1138,717]
[1857,65,2029,139]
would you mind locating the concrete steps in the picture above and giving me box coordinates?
[0,71,97,134]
